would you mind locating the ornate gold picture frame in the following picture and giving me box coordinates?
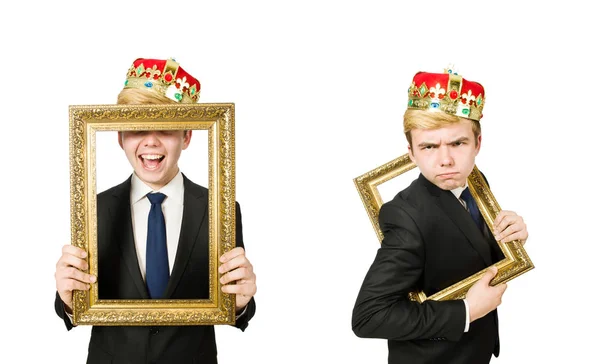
[354,154,534,303]
[69,104,236,325]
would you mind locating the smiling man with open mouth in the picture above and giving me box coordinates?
[119,130,191,191]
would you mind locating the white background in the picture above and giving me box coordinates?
[1,1,598,362]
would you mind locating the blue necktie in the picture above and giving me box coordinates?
[460,187,484,233]
[146,192,169,299]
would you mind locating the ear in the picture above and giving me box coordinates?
[475,134,482,155]
[182,130,192,150]
[408,144,415,163]
[118,132,124,150]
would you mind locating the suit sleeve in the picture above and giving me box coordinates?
[352,202,466,342]
[54,291,74,331]
[233,201,256,331]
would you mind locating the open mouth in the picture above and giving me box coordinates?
[139,154,165,170]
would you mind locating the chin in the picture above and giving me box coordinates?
[436,180,462,191]
[137,170,161,182]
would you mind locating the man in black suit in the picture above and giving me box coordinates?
[352,69,528,364]
[54,58,256,364]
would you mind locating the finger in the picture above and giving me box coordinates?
[495,223,517,241]
[494,215,518,235]
[62,245,87,259]
[221,283,257,296]
[219,247,245,263]
[500,230,528,244]
[481,266,498,284]
[60,278,92,292]
[219,254,251,274]
[220,267,254,285]
[57,253,89,271]
[493,210,516,229]
[496,219,527,242]
[58,266,97,284]
[493,211,507,228]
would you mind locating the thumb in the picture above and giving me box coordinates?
[481,266,498,285]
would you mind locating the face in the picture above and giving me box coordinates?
[408,119,481,190]
[118,130,192,190]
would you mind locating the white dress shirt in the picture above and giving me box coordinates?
[450,184,471,333]
[131,172,247,318]
[130,171,185,281]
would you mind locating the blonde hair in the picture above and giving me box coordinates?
[117,88,177,105]
[116,88,189,137]
[403,109,481,148]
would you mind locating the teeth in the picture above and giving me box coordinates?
[142,154,163,160]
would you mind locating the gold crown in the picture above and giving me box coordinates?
[407,69,485,121]
[124,58,200,103]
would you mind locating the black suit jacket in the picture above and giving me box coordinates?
[55,174,255,364]
[352,174,503,364]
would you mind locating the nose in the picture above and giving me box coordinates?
[439,145,454,167]
[142,131,161,147]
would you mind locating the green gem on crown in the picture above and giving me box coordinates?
[175,93,182,101]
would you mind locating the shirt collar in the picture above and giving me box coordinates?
[450,184,468,201]
[131,171,184,204]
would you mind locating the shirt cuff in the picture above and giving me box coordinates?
[65,305,74,324]
[463,299,470,332]
[235,305,248,319]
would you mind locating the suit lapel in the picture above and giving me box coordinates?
[164,174,208,298]
[108,177,150,299]
[420,174,493,266]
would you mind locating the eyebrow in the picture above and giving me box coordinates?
[449,136,470,144]
[417,141,440,148]
[417,136,470,148]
